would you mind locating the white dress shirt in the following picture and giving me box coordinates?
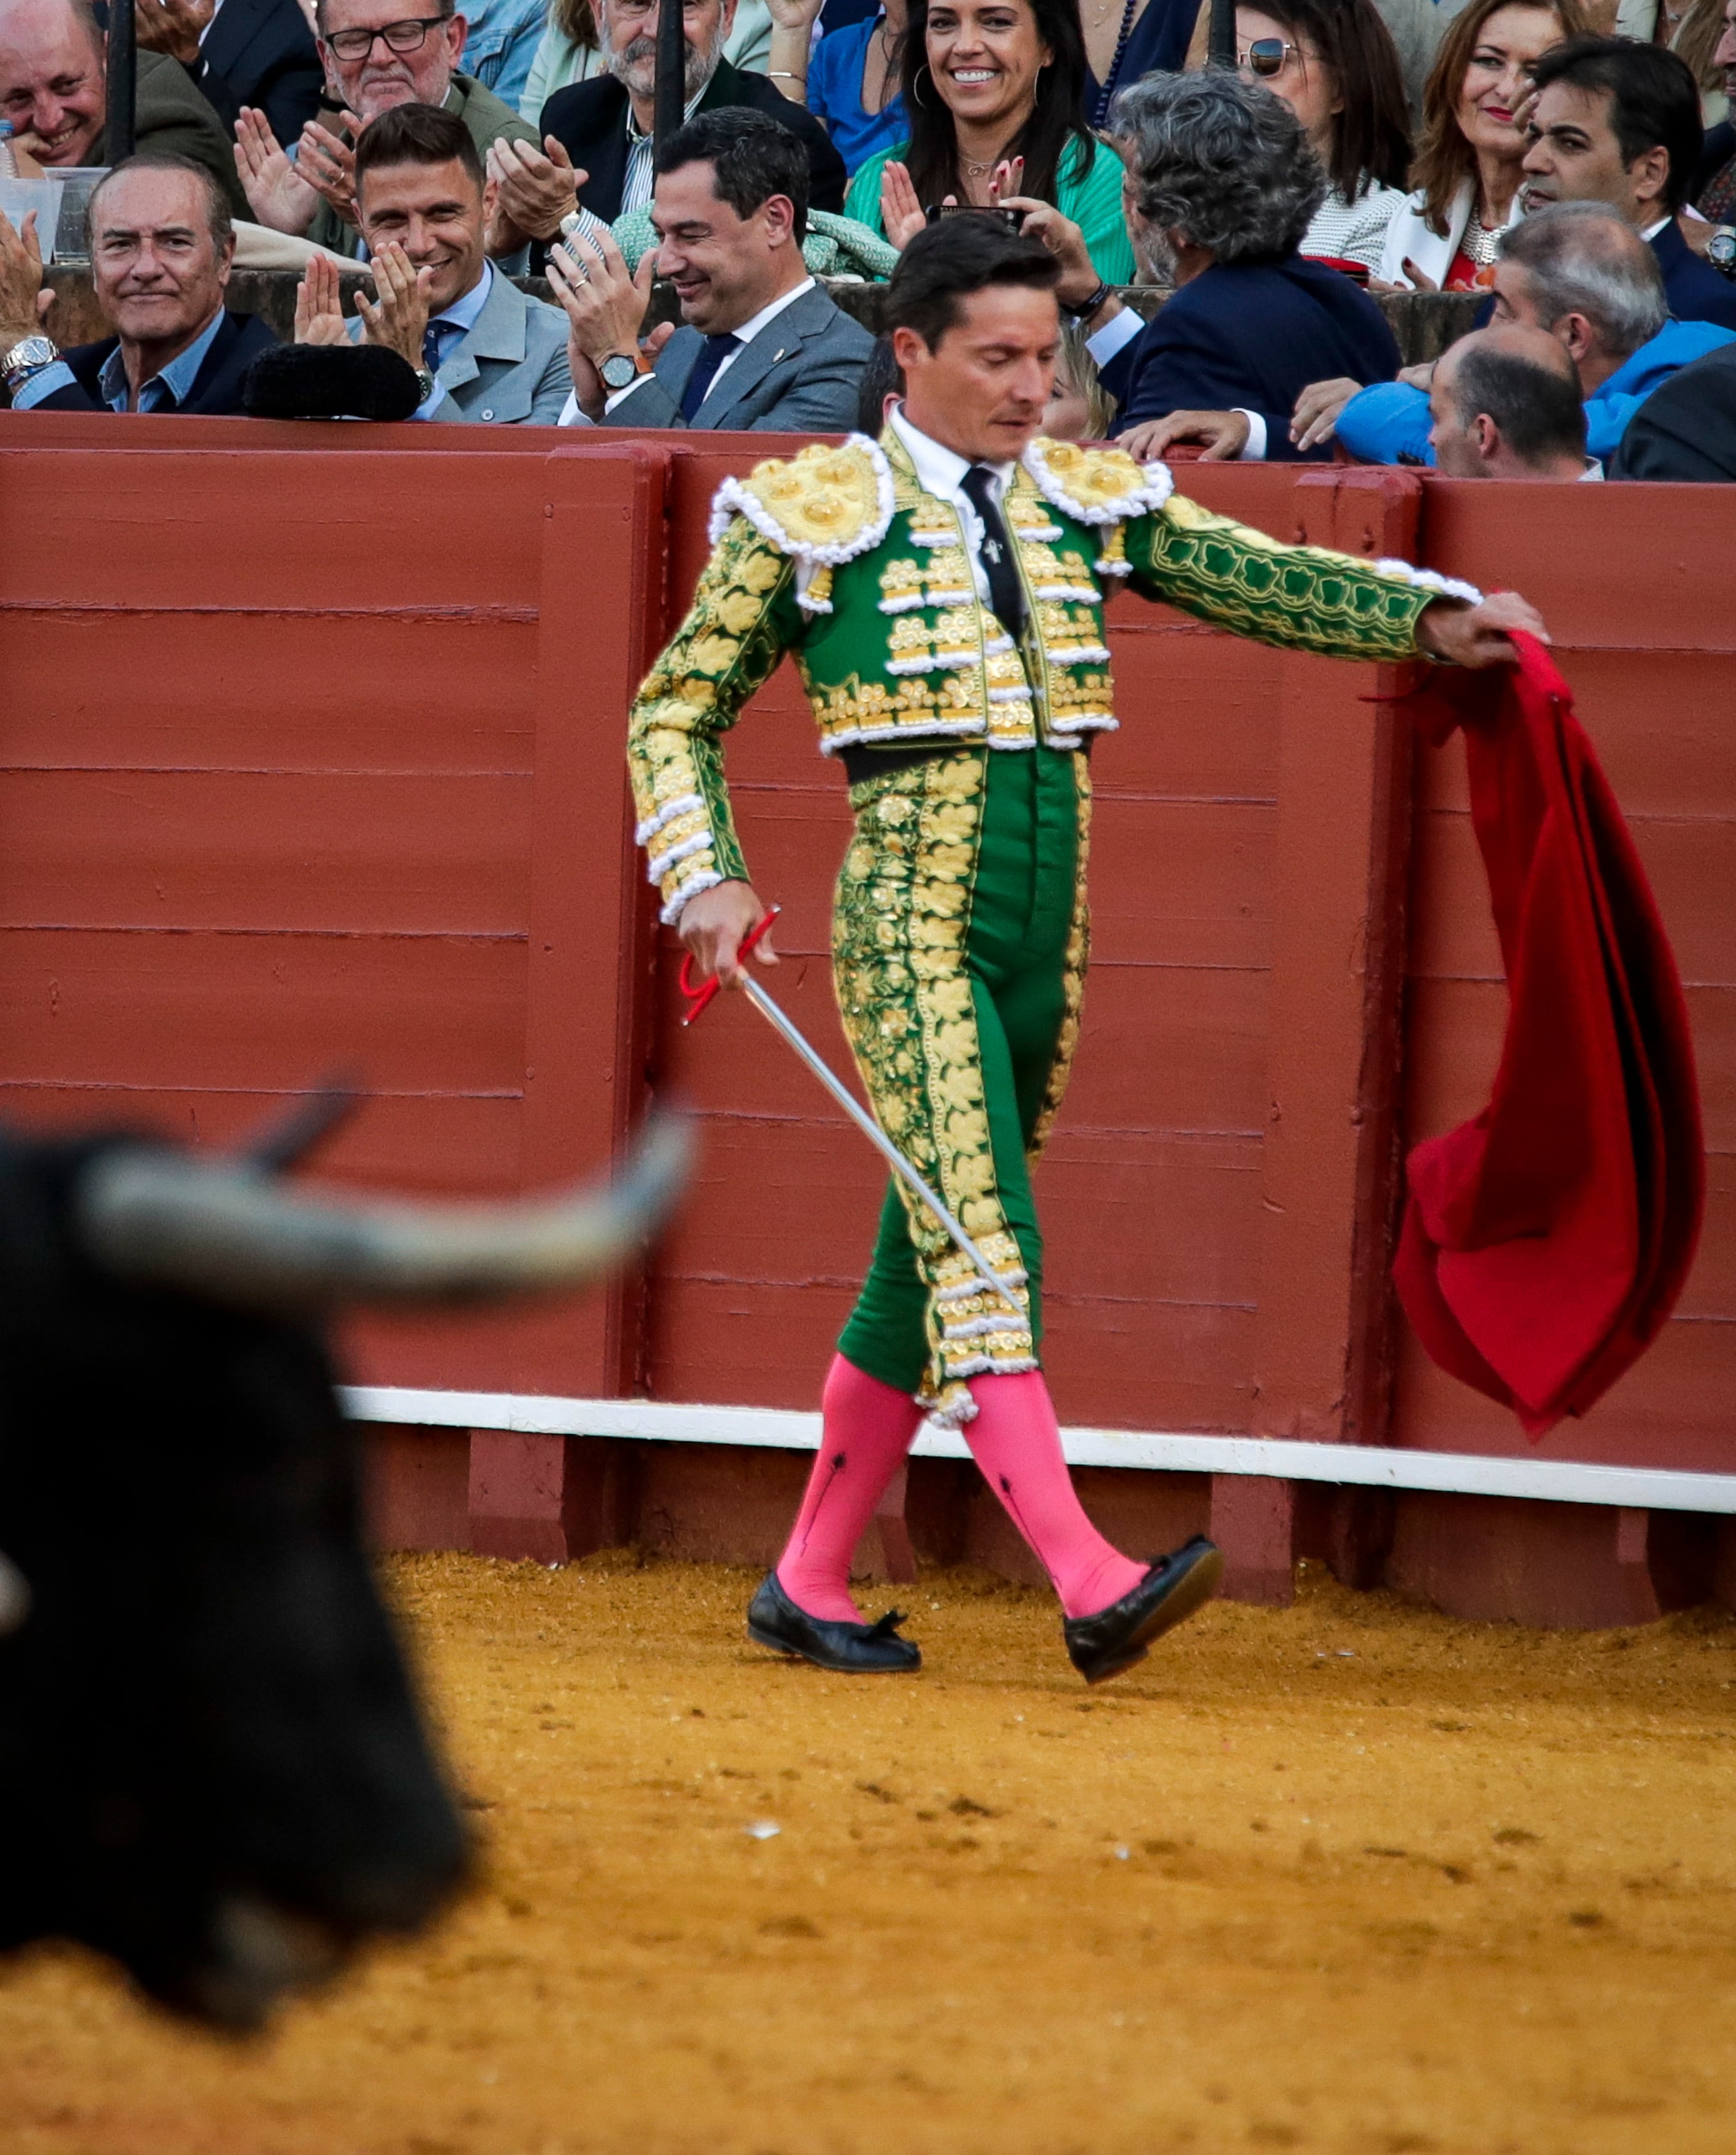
[885,401,1014,606]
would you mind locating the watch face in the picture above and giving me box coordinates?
[600,353,640,390]
[1708,231,1736,268]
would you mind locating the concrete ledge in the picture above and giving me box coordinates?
[343,1387,1736,1517]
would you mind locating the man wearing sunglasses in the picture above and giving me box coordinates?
[233,0,537,254]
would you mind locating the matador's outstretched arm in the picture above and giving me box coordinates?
[1119,490,1546,666]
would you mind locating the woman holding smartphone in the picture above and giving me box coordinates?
[843,0,1135,284]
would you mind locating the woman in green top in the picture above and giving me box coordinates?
[843,0,1135,288]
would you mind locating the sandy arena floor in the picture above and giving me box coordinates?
[4,1552,1736,2154]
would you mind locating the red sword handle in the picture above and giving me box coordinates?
[679,905,781,1026]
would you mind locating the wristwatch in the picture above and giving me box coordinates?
[1707,226,1736,278]
[413,365,437,406]
[3,333,59,394]
[1060,280,1113,321]
[600,351,643,392]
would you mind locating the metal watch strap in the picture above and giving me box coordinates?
[3,334,60,393]
[413,366,437,406]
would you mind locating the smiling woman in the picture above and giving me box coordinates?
[1377,0,1591,289]
[843,0,1135,284]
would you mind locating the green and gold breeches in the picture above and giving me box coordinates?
[832,744,1090,1425]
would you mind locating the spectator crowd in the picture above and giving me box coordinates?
[1,0,1734,475]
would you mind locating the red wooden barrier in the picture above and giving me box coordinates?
[1,413,1730,1624]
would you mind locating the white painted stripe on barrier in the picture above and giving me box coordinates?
[340,1386,1736,1517]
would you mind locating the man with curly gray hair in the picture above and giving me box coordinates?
[1009,70,1403,460]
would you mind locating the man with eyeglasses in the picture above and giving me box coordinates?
[233,0,536,255]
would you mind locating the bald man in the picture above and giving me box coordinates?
[0,0,247,217]
[1326,201,1736,468]
[1428,326,1597,480]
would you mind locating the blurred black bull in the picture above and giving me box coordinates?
[0,1105,688,2030]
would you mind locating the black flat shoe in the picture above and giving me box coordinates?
[747,1571,922,1674]
[1063,1536,1224,1685]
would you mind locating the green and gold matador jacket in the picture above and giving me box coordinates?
[627,426,1477,926]
[627,427,1478,1420]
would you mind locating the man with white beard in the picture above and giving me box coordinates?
[481,0,845,261]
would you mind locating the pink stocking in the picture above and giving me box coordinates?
[775,1355,923,1623]
[962,1371,1147,1619]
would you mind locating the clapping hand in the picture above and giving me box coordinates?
[294,252,351,345]
[296,116,361,228]
[879,161,926,250]
[234,106,320,235]
[545,221,655,413]
[485,137,583,251]
[133,0,216,66]
[0,207,54,348]
[353,241,433,372]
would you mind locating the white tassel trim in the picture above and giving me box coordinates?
[645,828,713,883]
[908,528,959,547]
[926,586,974,605]
[1030,582,1101,603]
[878,591,927,614]
[634,792,704,847]
[983,633,1014,656]
[988,686,1035,704]
[707,433,894,567]
[886,649,981,676]
[1096,555,1133,576]
[1023,440,1174,526]
[1011,521,1063,541]
[659,867,722,927]
[1049,644,1112,667]
[934,1270,1027,1304]
[1045,713,1119,734]
[942,1352,1040,1386]
[942,1313,1032,1340]
[1372,557,1485,605]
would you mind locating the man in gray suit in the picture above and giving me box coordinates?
[549,107,872,432]
[295,102,570,422]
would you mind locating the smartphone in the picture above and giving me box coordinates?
[925,203,1025,232]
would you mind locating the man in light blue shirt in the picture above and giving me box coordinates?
[1,156,276,415]
[294,101,571,422]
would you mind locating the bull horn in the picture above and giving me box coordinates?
[73,1113,692,1313]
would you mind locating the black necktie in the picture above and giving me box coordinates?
[680,332,742,421]
[960,464,1025,637]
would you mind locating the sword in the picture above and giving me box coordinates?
[680,908,1023,1313]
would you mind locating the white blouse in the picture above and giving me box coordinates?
[1301,179,1409,273]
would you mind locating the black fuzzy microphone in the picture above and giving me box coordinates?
[242,342,423,422]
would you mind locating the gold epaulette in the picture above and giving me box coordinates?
[707,434,895,568]
[1022,437,1175,526]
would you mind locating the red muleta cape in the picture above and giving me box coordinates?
[1394,634,1703,1437]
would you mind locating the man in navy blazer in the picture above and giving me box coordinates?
[1521,38,1736,334]
[1,156,275,416]
[1030,71,1399,464]
[134,0,324,147]
[551,109,872,432]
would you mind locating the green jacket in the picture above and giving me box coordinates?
[306,73,537,255]
[628,427,1468,925]
[845,133,1135,288]
[92,52,249,220]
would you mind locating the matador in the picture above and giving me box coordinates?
[626,216,1543,1683]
